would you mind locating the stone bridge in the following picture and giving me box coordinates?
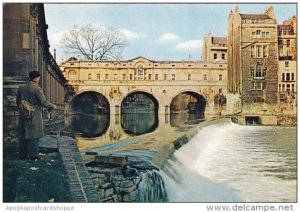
[60,57,228,115]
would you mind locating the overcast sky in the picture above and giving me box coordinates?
[44,3,296,62]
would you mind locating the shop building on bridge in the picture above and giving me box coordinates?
[60,56,228,116]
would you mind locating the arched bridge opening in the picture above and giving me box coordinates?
[66,91,110,137]
[120,91,159,135]
[170,91,206,126]
[69,91,110,115]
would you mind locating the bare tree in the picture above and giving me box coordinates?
[61,25,128,60]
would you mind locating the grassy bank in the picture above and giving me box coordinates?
[3,145,72,202]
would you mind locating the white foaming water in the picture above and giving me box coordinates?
[162,119,296,202]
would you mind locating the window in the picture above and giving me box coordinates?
[97,74,100,80]
[222,54,225,60]
[292,84,295,91]
[286,84,291,91]
[105,74,109,80]
[265,32,269,38]
[114,74,118,79]
[282,84,285,91]
[256,45,262,58]
[164,74,167,80]
[287,40,290,47]
[219,74,222,81]
[263,68,267,78]
[282,73,285,81]
[88,73,92,80]
[251,81,265,91]
[263,82,267,90]
[286,73,290,81]
[251,81,255,90]
[188,74,191,80]
[130,74,133,80]
[68,70,76,80]
[251,68,254,77]
[263,45,268,58]
[283,31,287,35]
[256,82,262,90]
[251,45,268,58]
[279,84,282,91]
[123,74,126,80]
[285,61,289,68]
[251,46,255,58]
[256,30,261,38]
[137,65,145,80]
[204,74,207,80]
[262,32,266,38]
[155,74,159,80]
[172,74,175,80]
[214,53,217,60]
[254,64,263,79]
[148,74,151,80]
[292,73,294,81]
[252,31,256,38]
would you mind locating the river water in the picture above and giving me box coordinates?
[161,119,297,202]
[66,114,296,202]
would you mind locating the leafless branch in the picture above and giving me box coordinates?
[61,25,128,61]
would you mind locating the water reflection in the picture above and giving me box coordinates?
[121,113,158,135]
[66,112,203,139]
[66,111,204,152]
[65,114,110,138]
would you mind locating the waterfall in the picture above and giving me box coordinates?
[159,119,242,202]
[137,170,168,202]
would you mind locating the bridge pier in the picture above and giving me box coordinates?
[110,105,120,115]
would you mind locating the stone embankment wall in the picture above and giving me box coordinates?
[277,115,297,126]
[87,164,140,202]
[87,162,167,202]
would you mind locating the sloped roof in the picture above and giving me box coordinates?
[278,24,295,35]
[240,14,271,20]
[211,37,227,45]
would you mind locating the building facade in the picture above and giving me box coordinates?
[201,33,227,63]
[3,3,68,143]
[277,16,297,114]
[227,6,279,117]
[60,56,228,115]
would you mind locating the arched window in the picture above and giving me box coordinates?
[136,65,145,80]
[68,70,76,80]
[255,64,262,78]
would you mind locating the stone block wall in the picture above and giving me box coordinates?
[87,165,140,202]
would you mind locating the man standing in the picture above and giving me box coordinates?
[16,70,57,160]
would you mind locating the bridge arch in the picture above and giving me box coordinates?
[120,90,159,114]
[120,90,159,135]
[67,90,110,115]
[169,90,207,115]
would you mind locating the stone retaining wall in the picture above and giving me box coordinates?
[87,164,141,202]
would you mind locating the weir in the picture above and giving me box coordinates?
[82,117,296,202]
[81,118,233,202]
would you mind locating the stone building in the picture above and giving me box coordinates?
[3,3,68,147]
[201,33,227,63]
[277,16,297,115]
[60,56,228,116]
[227,6,279,120]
